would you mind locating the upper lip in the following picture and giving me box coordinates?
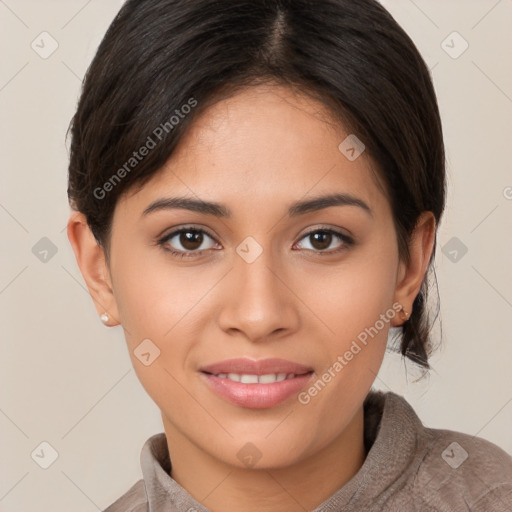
[200,358,314,376]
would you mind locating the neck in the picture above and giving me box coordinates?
[162,406,366,512]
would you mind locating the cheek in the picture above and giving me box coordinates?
[112,244,204,341]
[302,239,399,398]
[312,241,398,342]
[110,248,218,392]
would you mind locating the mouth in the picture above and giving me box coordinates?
[201,371,311,384]
[199,358,314,409]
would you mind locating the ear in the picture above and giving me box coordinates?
[391,211,436,327]
[66,211,120,326]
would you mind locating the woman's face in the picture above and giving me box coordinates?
[102,84,409,468]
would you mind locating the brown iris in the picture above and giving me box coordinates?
[180,230,204,251]
[309,231,333,251]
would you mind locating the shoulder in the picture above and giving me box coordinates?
[102,479,148,512]
[413,426,512,511]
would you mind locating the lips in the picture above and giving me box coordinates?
[199,358,314,409]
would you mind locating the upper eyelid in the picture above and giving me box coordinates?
[161,225,217,242]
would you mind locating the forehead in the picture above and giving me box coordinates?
[120,84,389,221]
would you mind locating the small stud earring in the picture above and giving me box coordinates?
[401,307,410,321]
[100,313,110,325]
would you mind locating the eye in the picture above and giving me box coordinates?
[157,227,219,258]
[157,226,354,259]
[294,228,353,254]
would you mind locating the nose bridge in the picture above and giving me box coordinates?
[218,239,298,340]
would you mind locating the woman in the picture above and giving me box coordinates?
[66,0,512,510]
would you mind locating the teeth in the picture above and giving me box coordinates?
[258,374,275,384]
[240,374,258,384]
[216,373,297,383]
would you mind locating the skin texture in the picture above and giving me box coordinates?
[68,84,435,512]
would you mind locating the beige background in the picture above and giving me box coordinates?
[1,0,511,510]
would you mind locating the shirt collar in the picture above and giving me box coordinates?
[312,390,425,510]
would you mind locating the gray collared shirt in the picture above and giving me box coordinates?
[103,391,512,511]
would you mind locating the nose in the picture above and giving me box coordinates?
[216,245,301,343]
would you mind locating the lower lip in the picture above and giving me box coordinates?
[200,372,314,409]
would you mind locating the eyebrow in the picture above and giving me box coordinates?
[141,193,372,219]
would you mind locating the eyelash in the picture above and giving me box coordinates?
[157,225,354,259]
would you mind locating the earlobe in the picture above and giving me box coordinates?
[391,212,436,327]
[66,211,121,326]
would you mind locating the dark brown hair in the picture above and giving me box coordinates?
[67,0,445,369]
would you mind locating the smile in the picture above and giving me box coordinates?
[209,372,303,383]
[199,357,315,408]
